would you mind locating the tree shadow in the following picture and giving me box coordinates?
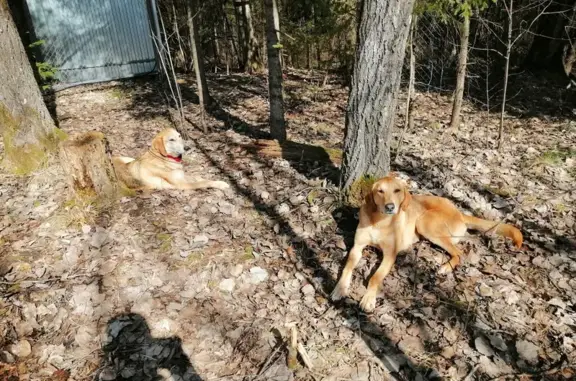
[206,96,341,184]
[96,313,203,381]
[193,133,576,380]
[192,136,436,380]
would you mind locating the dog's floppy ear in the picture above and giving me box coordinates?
[152,135,168,156]
[400,185,412,211]
[364,191,376,210]
[363,182,378,210]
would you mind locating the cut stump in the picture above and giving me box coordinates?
[60,131,118,198]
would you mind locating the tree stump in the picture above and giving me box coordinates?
[60,131,118,198]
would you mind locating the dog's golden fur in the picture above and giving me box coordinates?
[112,128,229,191]
[332,174,523,312]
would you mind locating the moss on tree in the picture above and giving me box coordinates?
[1,103,66,175]
[346,174,377,208]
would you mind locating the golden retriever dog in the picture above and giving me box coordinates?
[112,128,229,191]
[331,174,523,312]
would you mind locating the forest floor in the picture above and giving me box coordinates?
[1,70,575,381]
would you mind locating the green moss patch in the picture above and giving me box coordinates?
[1,103,66,175]
[346,174,377,208]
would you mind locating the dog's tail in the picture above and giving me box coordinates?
[462,214,523,248]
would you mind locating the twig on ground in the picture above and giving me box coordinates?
[297,342,314,370]
[463,364,479,381]
[287,326,298,369]
[256,344,284,379]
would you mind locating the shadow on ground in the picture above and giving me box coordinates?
[96,313,203,381]
[192,131,574,381]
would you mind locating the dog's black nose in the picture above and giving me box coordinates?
[184,146,191,151]
[384,203,395,212]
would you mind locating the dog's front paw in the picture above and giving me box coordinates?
[330,283,349,301]
[359,293,377,312]
[438,262,455,275]
[213,181,230,190]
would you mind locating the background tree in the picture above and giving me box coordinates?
[0,3,64,174]
[187,0,211,112]
[265,0,286,142]
[242,0,264,72]
[340,0,416,191]
[450,9,471,130]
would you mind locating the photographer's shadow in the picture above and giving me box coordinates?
[97,313,203,381]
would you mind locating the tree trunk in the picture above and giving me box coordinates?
[340,0,416,191]
[265,0,286,142]
[271,0,283,68]
[222,1,240,71]
[243,0,264,72]
[60,132,118,197]
[213,25,221,67]
[0,3,65,174]
[172,2,187,71]
[524,0,574,72]
[233,0,246,71]
[395,15,417,161]
[499,0,513,150]
[187,0,211,111]
[449,13,470,131]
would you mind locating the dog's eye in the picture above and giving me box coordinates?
[394,189,401,193]
[169,138,175,142]
[377,189,384,193]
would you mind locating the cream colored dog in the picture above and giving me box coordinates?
[112,128,229,191]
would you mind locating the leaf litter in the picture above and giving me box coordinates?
[0,72,574,380]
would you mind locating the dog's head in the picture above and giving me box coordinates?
[151,128,189,160]
[366,173,412,215]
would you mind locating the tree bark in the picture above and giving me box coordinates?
[271,0,282,68]
[450,13,470,131]
[60,132,118,197]
[242,0,263,72]
[0,3,64,174]
[187,0,211,111]
[265,0,286,142]
[340,0,416,191]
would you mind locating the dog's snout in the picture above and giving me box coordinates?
[384,203,395,212]
[184,146,191,152]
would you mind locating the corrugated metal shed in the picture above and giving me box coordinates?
[25,0,158,86]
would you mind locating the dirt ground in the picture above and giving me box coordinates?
[1,71,575,381]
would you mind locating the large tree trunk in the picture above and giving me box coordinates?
[0,4,64,174]
[265,0,286,142]
[60,132,118,198]
[187,0,211,110]
[449,14,470,131]
[242,0,264,72]
[340,0,416,191]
